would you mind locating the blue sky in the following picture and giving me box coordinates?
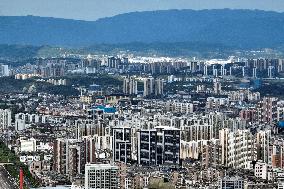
[0,0,284,21]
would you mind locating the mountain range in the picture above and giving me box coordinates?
[1,9,284,49]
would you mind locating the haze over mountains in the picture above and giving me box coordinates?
[1,9,284,49]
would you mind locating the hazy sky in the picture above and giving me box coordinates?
[1,0,284,21]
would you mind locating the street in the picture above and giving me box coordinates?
[0,166,17,189]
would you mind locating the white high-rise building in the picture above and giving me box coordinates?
[221,65,226,76]
[242,66,245,77]
[253,67,257,78]
[0,64,9,77]
[0,109,11,130]
[213,65,218,77]
[155,78,164,96]
[254,161,272,180]
[143,77,154,97]
[204,65,208,76]
[220,129,255,169]
[143,78,164,97]
[85,164,119,189]
[268,66,274,78]
[123,77,138,95]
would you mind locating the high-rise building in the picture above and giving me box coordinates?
[268,66,274,78]
[123,77,138,95]
[53,137,96,177]
[221,65,226,76]
[83,136,97,164]
[0,64,9,77]
[35,61,65,78]
[0,109,11,130]
[254,161,271,180]
[257,97,278,124]
[85,164,119,189]
[201,139,221,168]
[219,128,229,166]
[155,78,164,96]
[190,61,198,73]
[239,109,257,123]
[242,66,245,77]
[143,78,164,97]
[204,65,208,76]
[166,101,194,114]
[253,67,257,78]
[213,65,218,77]
[213,79,222,94]
[112,127,132,164]
[53,138,68,175]
[14,113,49,131]
[138,126,180,166]
[219,129,254,169]
[183,123,213,141]
[278,59,284,73]
[107,57,121,69]
[255,130,271,163]
[143,77,155,97]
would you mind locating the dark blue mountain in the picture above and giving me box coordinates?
[1,9,284,48]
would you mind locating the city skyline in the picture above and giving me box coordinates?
[0,0,284,21]
[1,1,284,188]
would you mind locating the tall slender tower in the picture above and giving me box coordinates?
[20,168,24,189]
